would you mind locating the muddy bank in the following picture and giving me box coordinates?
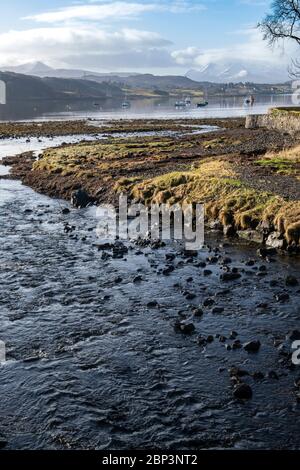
[0,117,244,139]
[3,118,300,249]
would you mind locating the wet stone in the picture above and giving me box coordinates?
[243,340,261,353]
[233,383,253,400]
[220,272,241,282]
[174,320,195,335]
[285,275,298,287]
[275,292,290,302]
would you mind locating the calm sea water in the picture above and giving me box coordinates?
[0,93,294,122]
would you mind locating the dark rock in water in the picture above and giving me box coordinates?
[274,292,290,302]
[229,367,249,377]
[113,242,128,259]
[212,306,224,314]
[62,208,70,215]
[243,340,261,353]
[286,330,300,341]
[162,266,175,276]
[233,383,253,400]
[203,298,215,307]
[197,261,207,268]
[220,272,241,282]
[257,247,276,258]
[267,370,279,380]
[71,189,93,208]
[114,276,123,284]
[252,371,264,380]
[203,269,212,276]
[174,320,195,335]
[147,300,158,308]
[225,344,232,351]
[230,331,238,339]
[245,259,255,267]
[221,257,232,265]
[133,275,143,283]
[223,225,236,238]
[185,292,196,300]
[182,249,198,258]
[206,335,214,343]
[165,253,176,261]
[207,256,218,264]
[232,340,242,350]
[197,335,207,346]
[192,307,204,318]
[285,275,299,287]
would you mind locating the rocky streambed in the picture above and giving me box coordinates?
[0,131,300,450]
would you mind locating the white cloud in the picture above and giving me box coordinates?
[172,28,296,67]
[24,2,157,23]
[24,1,206,23]
[0,26,172,68]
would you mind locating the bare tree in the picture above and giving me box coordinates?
[259,0,300,45]
[258,1,300,76]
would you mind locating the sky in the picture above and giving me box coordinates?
[0,0,297,75]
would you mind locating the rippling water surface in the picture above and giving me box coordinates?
[0,136,300,450]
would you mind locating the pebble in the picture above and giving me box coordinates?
[233,383,253,400]
[285,275,298,287]
[192,307,204,318]
[212,306,224,314]
[243,340,261,353]
[220,272,241,282]
[174,320,195,335]
[275,292,290,302]
[203,298,215,307]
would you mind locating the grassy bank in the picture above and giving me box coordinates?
[3,118,300,247]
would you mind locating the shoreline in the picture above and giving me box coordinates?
[1,116,300,252]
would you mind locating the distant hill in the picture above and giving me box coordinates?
[0,72,123,101]
[84,73,203,91]
[2,61,138,80]
[1,62,203,92]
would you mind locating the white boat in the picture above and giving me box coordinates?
[175,100,186,108]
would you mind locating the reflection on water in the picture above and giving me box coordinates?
[0,94,294,121]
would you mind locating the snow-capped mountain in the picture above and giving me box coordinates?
[186,61,290,84]
[0,61,138,79]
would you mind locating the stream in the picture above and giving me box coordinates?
[0,135,299,450]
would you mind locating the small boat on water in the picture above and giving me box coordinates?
[122,101,131,109]
[185,96,191,105]
[244,95,255,106]
[196,101,208,108]
[175,100,186,108]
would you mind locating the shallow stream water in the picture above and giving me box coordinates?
[0,136,299,450]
